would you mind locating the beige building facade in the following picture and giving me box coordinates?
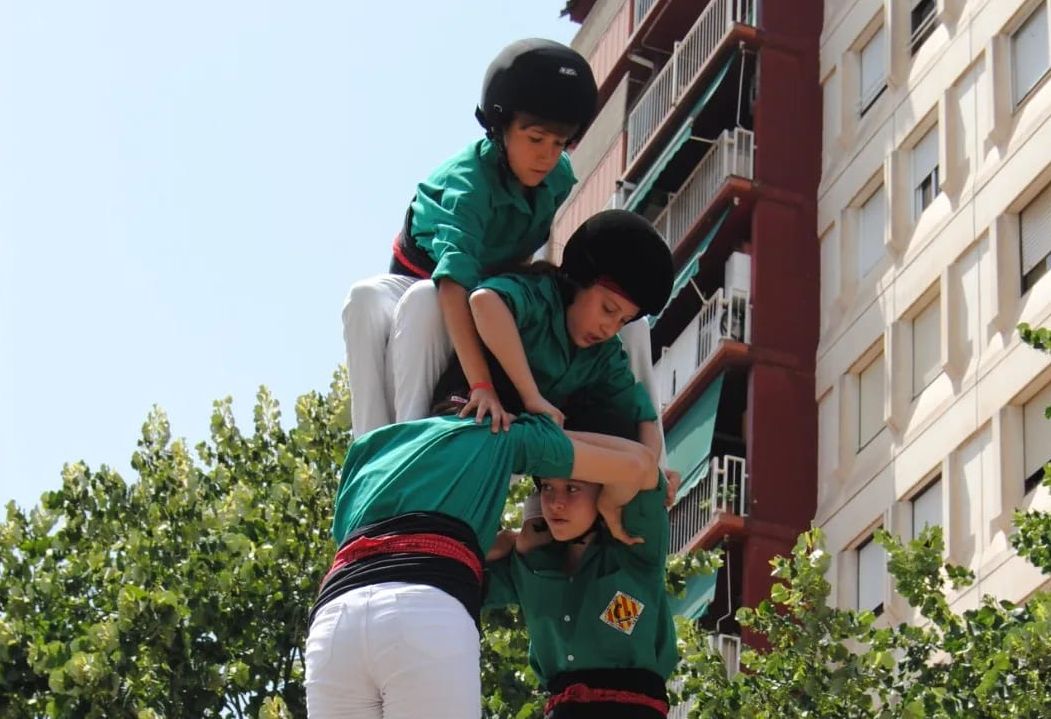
[817,0,1051,622]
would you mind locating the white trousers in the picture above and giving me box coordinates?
[342,273,665,459]
[342,275,453,436]
[304,582,481,719]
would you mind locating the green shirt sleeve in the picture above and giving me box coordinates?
[483,555,520,609]
[418,160,493,290]
[619,470,670,567]
[474,273,548,328]
[509,414,574,478]
[589,339,659,423]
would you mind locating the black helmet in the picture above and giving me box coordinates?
[475,38,597,144]
[561,210,674,318]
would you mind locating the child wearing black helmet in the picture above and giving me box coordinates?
[485,407,677,718]
[448,209,675,460]
[303,410,657,718]
[342,39,600,436]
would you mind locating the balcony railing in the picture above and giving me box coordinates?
[669,454,748,554]
[633,0,659,29]
[627,0,758,165]
[652,127,754,252]
[655,286,751,408]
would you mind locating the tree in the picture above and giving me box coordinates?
[0,373,351,718]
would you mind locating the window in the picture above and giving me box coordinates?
[858,186,885,278]
[912,127,940,220]
[912,297,941,395]
[911,476,942,540]
[1023,383,1051,493]
[859,26,887,114]
[1013,3,1050,106]
[1021,183,1051,292]
[858,353,885,450]
[910,0,937,54]
[857,535,885,614]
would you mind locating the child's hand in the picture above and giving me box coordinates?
[522,394,565,427]
[663,468,681,508]
[486,529,518,561]
[515,518,553,555]
[459,386,514,432]
[597,491,644,546]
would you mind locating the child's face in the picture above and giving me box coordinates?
[565,284,640,348]
[539,478,601,541]
[503,117,573,187]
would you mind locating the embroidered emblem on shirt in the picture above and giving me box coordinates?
[600,591,645,635]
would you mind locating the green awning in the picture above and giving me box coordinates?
[648,204,730,327]
[667,373,724,502]
[624,52,738,213]
[670,570,718,620]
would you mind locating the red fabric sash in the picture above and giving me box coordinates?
[391,235,432,279]
[323,532,482,586]
[544,682,669,716]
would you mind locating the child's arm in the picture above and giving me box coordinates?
[637,420,664,465]
[470,288,565,426]
[564,429,659,544]
[437,279,513,432]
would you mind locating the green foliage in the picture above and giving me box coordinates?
[5,322,1051,718]
[0,372,351,718]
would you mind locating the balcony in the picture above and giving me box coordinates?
[655,286,751,409]
[626,0,759,168]
[634,0,658,28]
[669,454,748,554]
[651,127,754,252]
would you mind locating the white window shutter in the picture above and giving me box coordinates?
[857,537,885,611]
[1024,383,1051,478]
[858,187,885,278]
[912,127,938,185]
[1012,3,1050,105]
[911,478,942,539]
[1021,184,1051,276]
[860,26,886,108]
[912,298,941,393]
[858,354,884,447]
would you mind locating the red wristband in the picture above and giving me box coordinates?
[470,382,494,392]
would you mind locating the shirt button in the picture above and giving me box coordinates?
[563,615,571,622]
[567,654,575,662]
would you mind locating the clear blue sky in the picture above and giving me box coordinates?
[0,1,577,510]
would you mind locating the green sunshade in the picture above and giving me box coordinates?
[624,52,738,213]
[669,570,718,620]
[648,205,730,327]
[666,373,724,502]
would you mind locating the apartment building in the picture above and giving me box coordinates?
[817,0,1051,622]
[556,0,823,666]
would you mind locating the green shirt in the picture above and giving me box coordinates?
[331,414,574,553]
[475,272,658,423]
[411,137,576,290]
[485,474,677,687]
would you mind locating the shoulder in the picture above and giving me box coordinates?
[547,153,577,194]
[420,139,496,199]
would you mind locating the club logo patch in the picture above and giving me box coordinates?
[600,591,645,635]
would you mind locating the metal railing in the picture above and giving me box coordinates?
[633,0,658,29]
[626,0,758,165]
[654,286,751,408]
[669,454,748,554]
[652,127,754,251]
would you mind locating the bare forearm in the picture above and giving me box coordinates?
[438,280,490,385]
[469,290,541,401]
[565,431,657,492]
